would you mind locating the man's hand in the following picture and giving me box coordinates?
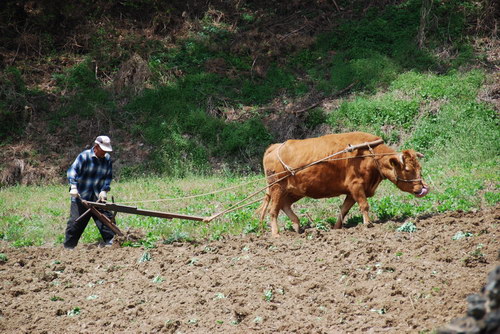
[98,191,107,202]
[70,185,78,197]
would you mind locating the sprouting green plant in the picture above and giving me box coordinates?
[253,316,263,323]
[370,308,387,315]
[431,287,441,293]
[263,289,274,302]
[397,222,417,233]
[452,231,474,240]
[152,275,165,283]
[470,244,484,257]
[188,258,199,266]
[123,232,159,249]
[163,231,192,244]
[213,292,226,299]
[395,251,403,257]
[50,296,64,301]
[0,253,8,262]
[138,251,152,263]
[67,307,81,316]
[284,221,295,231]
[314,221,330,231]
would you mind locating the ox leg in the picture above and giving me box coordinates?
[269,206,280,237]
[350,186,374,228]
[334,195,356,229]
[282,203,301,234]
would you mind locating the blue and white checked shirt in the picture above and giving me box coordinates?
[67,148,113,201]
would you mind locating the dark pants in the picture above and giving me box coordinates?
[64,198,115,248]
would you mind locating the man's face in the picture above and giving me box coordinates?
[94,145,106,158]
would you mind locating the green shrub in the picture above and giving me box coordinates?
[219,118,273,156]
[305,108,327,129]
[52,60,115,120]
[240,65,299,104]
[0,67,37,139]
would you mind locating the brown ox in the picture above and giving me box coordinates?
[259,132,429,237]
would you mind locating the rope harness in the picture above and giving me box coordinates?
[366,145,423,184]
[277,139,385,176]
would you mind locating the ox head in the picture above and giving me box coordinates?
[388,149,429,197]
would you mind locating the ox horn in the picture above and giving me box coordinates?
[398,153,404,164]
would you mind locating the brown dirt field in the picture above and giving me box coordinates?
[1,207,499,334]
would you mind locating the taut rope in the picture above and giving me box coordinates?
[276,139,384,175]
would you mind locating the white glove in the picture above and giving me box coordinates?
[69,185,78,197]
[98,191,107,202]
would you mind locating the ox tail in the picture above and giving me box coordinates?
[257,167,275,222]
[257,192,271,222]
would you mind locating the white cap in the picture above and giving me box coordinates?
[94,135,113,152]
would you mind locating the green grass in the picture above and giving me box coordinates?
[0,161,498,247]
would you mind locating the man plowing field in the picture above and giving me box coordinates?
[63,135,115,249]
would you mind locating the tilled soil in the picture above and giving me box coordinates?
[1,206,499,333]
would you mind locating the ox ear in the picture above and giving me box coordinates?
[389,153,403,168]
[416,152,425,159]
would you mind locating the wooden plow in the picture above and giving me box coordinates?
[77,200,206,237]
[76,139,385,236]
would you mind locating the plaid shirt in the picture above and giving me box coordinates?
[67,147,113,201]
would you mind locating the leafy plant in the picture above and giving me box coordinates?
[452,231,474,240]
[67,307,81,316]
[163,231,193,244]
[370,308,387,315]
[152,276,164,283]
[138,252,152,263]
[397,222,417,233]
[263,289,274,302]
[213,293,226,299]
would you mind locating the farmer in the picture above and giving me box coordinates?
[63,135,115,249]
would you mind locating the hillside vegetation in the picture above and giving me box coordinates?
[0,0,498,245]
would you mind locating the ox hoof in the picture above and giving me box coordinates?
[271,233,280,238]
[365,222,374,228]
